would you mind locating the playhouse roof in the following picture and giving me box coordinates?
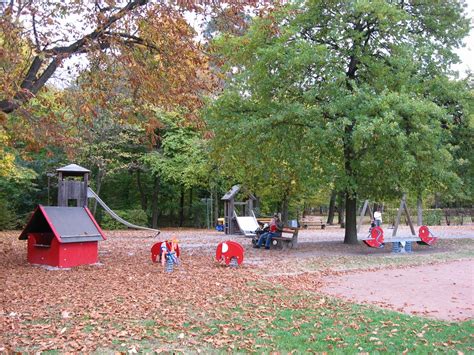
[221,185,241,200]
[19,206,106,243]
[221,185,257,201]
[56,164,91,175]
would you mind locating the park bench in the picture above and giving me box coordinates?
[301,218,326,229]
[256,217,272,225]
[271,227,299,249]
[252,227,299,250]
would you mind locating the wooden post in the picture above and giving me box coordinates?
[392,196,404,237]
[57,172,65,206]
[82,172,89,208]
[357,200,368,233]
[393,194,416,237]
[357,200,373,233]
[403,197,416,235]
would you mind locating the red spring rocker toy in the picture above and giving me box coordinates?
[418,225,437,245]
[364,226,384,248]
[216,241,244,267]
[151,239,181,264]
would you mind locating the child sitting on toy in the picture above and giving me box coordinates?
[161,237,180,266]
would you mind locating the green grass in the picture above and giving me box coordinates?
[301,239,474,273]
[195,288,474,353]
[261,301,473,353]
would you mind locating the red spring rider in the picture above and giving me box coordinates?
[216,241,244,267]
[151,237,180,272]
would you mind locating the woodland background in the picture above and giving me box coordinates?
[1,1,473,243]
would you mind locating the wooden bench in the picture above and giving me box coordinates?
[271,227,299,249]
[256,217,272,225]
[251,227,299,249]
[301,218,326,229]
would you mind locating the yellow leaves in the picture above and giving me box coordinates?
[0,151,16,177]
[0,127,17,178]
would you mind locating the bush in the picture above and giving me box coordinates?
[0,199,18,230]
[100,209,148,230]
[423,209,443,226]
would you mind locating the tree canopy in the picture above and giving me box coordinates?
[208,0,471,242]
[0,0,472,235]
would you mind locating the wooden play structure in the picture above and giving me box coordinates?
[221,185,257,235]
[57,163,158,233]
[19,205,106,268]
[19,164,106,267]
[57,164,90,207]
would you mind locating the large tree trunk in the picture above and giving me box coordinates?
[151,175,160,229]
[342,120,358,244]
[344,193,358,244]
[136,169,147,211]
[327,190,337,225]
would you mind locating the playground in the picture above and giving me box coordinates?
[1,225,472,353]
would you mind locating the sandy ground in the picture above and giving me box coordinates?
[320,259,474,321]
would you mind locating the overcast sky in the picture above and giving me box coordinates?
[452,0,474,76]
[53,1,474,87]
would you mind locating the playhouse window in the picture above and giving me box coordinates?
[32,233,54,247]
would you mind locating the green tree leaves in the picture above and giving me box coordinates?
[208,0,472,241]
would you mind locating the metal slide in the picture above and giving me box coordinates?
[87,187,160,233]
[233,211,260,237]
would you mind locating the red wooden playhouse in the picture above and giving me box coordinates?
[19,164,106,268]
[19,206,106,268]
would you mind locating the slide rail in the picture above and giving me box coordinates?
[87,188,160,233]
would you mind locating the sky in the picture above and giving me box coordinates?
[52,0,474,87]
[452,0,474,77]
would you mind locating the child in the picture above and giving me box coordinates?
[161,236,180,268]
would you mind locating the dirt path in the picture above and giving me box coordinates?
[320,259,474,321]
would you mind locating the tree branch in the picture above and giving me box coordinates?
[1,0,150,114]
[103,31,160,51]
[47,0,149,56]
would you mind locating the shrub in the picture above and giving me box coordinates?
[0,199,18,230]
[423,209,443,226]
[100,209,148,230]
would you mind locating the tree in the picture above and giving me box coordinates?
[206,93,329,221]
[0,0,152,114]
[142,110,209,228]
[209,0,470,243]
[0,0,264,115]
